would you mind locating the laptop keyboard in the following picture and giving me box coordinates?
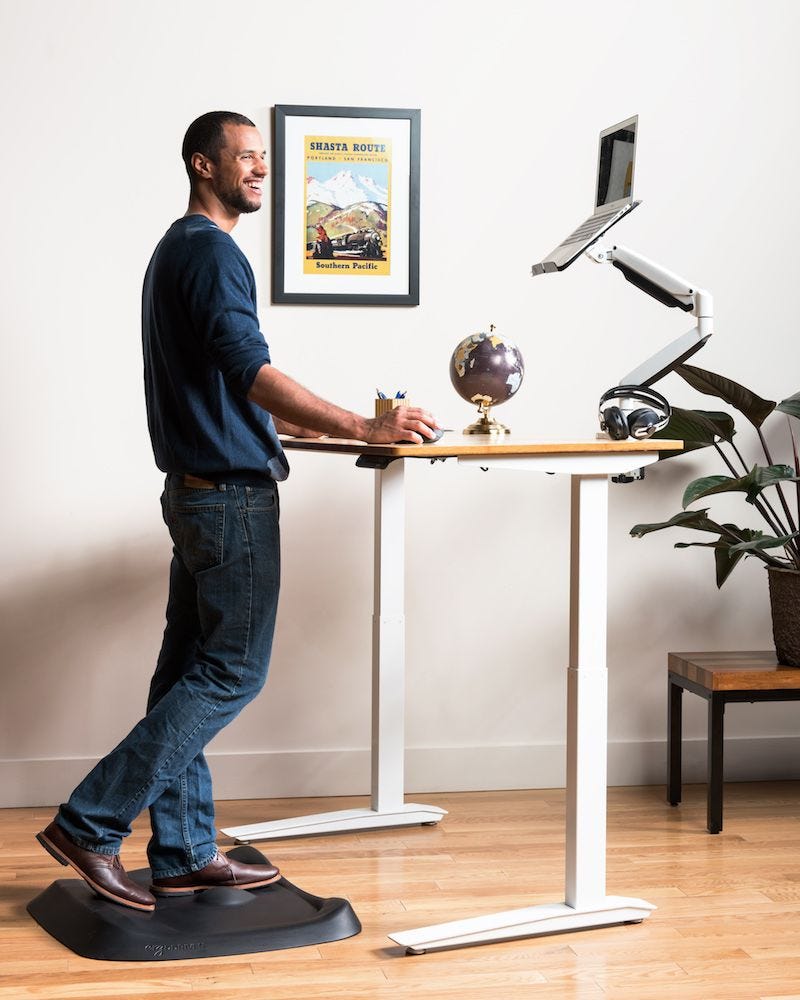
[560,208,619,248]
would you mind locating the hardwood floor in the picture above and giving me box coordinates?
[3,783,800,999]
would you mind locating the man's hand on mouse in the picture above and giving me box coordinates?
[365,406,441,445]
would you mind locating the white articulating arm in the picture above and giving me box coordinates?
[585,243,713,387]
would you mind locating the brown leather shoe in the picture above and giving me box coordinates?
[151,851,281,896]
[36,821,156,912]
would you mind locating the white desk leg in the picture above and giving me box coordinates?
[371,458,406,812]
[566,473,609,906]
[388,472,653,953]
[222,460,445,844]
[369,460,445,825]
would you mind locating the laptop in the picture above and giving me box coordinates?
[531,115,639,276]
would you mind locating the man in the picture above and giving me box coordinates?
[311,223,334,258]
[37,111,439,912]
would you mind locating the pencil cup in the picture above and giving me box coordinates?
[375,397,410,417]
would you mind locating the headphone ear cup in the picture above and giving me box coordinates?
[626,407,660,439]
[602,406,628,440]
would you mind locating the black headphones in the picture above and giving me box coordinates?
[598,385,671,440]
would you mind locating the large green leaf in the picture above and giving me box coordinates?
[692,409,736,443]
[777,392,800,420]
[630,509,727,538]
[660,408,736,444]
[715,546,748,587]
[715,528,763,586]
[728,530,800,555]
[682,464,798,508]
[631,512,767,585]
[675,526,762,587]
[676,364,776,427]
[653,408,736,461]
[682,475,732,508]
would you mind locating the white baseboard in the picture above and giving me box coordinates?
[3,737,800,808]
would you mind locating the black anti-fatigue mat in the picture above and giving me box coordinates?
[27,846,361,961]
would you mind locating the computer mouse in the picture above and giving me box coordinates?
[396,427,445,445]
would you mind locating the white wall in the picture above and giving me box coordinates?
[2,0,800,807]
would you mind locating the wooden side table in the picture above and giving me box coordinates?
[667,651,800,833]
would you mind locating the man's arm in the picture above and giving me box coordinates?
[247,363,439,444]
[272,416,324,438]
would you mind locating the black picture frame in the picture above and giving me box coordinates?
[272,104,420,306]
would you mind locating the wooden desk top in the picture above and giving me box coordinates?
[280,433,683,460]
[669,651,800,691]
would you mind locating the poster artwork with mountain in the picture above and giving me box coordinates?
[304,134,391,277]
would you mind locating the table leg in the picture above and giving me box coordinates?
[222,460,445,844]
[566,474,609,906]
[667,677,683,806]
[707,693,725,834]
[369,461,446,825]
[388,473,654,953]
[371,458,408,812]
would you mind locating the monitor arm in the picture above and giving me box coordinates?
[585,243,713,386]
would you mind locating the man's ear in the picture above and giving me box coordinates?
[191,152,214,180]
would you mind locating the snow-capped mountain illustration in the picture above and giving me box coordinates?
[307,169,388,209]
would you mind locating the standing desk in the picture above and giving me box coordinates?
[222,434,681,952]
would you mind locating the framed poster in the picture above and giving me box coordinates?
[272,105,420,305]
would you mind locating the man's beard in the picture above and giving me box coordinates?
[218,183,261,215]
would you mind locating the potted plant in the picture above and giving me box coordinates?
[630,363,800,665]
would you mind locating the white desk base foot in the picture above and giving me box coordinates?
[221,803,448,843]
[389,895,656,954]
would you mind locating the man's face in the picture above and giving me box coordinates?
[209,124,268,215]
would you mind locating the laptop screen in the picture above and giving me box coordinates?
[596,118,637,210]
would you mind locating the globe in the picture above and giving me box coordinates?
[449,326,524,434]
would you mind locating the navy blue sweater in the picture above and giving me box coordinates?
[142,216,288,482]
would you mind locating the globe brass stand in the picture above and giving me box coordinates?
[463,398,510,435]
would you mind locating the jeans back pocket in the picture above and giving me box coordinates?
[164,493,226,574]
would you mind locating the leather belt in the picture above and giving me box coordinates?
[182,474,217,489]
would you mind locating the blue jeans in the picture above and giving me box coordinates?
[58,476,280,878]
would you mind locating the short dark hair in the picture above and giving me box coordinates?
[181,111,256,186]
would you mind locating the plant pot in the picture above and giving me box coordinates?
[767,567,800,667]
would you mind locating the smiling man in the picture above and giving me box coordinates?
[36,111,439,912]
